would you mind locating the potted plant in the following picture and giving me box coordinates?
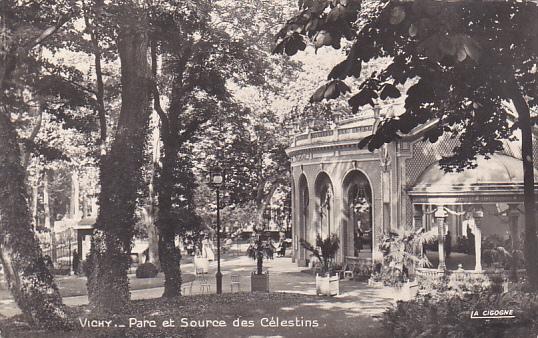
[246,233,274,292]
[368,272,384,288]
[301,234,340,296]
[373,227,437,300]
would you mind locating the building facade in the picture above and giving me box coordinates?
[287,109,538,271]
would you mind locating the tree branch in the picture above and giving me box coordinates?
[83,0,107,149]
[22,15,70,52]
[22,106,43,168]
[150,39,170,135]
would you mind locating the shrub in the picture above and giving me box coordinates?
[300,234,340,276]
[382,290,538,337]
[136,262,159,278]
[376,227,437,286]
[353,262,372,281]
[417,271,503,296]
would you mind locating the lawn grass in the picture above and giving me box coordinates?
[0,273,195,300]
[0,292,388,338]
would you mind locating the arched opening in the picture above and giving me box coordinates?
[343,170,373,257]
[315,172,334,239]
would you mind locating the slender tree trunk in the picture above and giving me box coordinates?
[43,171,57,264]
[83,0,107,155]
[147,126,160,266]
[512,88,538,289]
[70,170,80,219]
[0,111,70,328]
[31,176,38,228]
[147,39,162,267]
[157,140,182,297]
[87,11,151,312]
[256,183,279,230]
[43,171,50,229]
[257,255,263,275]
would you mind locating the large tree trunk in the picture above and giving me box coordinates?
[512,88,538,289]
[0,111,70,328]
[157,140,182,298]
[87,12,151,312]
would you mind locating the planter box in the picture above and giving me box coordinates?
[316,274,339,296]
[194,256,209,274]
[367,278,384,288]
[251,272,269,292]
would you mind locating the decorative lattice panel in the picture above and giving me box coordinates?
[405,134,459,185]
[403,133,538,226]
[404,134,459,225]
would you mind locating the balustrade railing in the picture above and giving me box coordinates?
[415,267,512,281]
[293,124,374,146]
[311,130,334,139]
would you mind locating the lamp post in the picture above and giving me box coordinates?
[209,169,224,294]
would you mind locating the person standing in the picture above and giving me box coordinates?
[202,236,215,261]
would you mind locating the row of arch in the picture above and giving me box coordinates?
[296,169,374,260]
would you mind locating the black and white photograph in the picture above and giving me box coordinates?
[1,0,538,337]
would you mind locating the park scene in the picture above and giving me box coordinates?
[1,0,538,337]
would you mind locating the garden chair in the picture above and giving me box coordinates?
[344,264,355,280]
[182,281,193,295]
[230,274,241,292]
[197,274,211,294]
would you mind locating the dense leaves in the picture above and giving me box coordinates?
[276,0,538,170]
[383,290,538,338]
[310,79,351,103]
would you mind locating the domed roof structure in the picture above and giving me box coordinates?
[409,154,538,204]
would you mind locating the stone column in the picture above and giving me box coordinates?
[508,204,520,280]
[473,208,484,272]
[435,206,448,270]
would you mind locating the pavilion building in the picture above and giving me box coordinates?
[286,107,538,276]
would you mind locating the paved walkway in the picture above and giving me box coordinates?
[0,255,395,320]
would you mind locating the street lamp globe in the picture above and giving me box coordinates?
[209,169,224,186]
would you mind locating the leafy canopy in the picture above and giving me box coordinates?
[276,0,538,171]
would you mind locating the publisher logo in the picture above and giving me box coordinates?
[470,310,515,319]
